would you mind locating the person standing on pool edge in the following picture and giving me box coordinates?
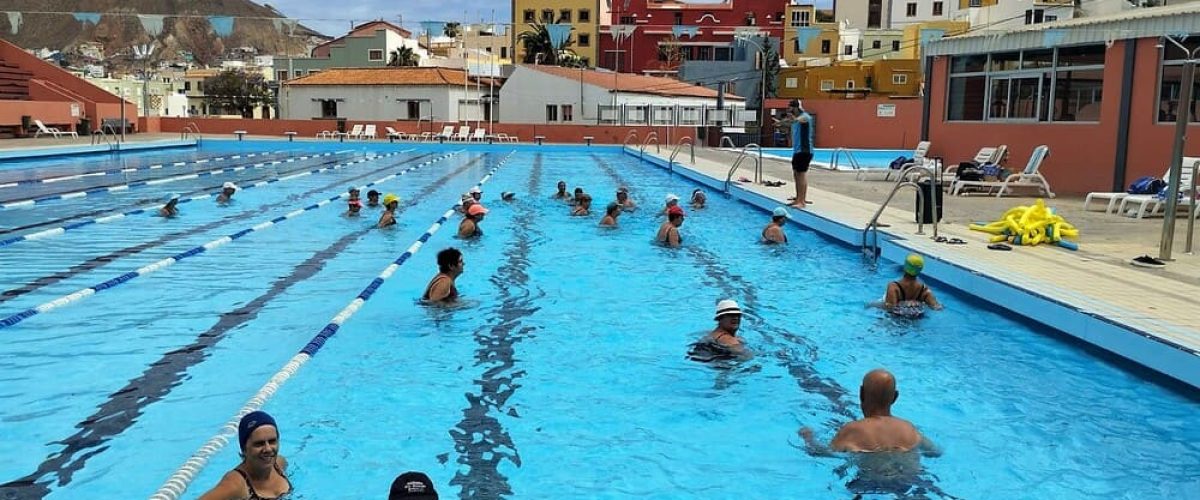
[782,100,814,209]
[423,247,463,303]
[198,410,292,500]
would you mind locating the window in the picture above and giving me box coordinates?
[294,70,303,78]
[948,76,986,120]
[561,104,573,121]
[579,33,590,47]
[872,40,882,50]
[542,9,554,23]
[1025,9,1045,24]
[197,81,204,92]
[821,40,831,54]
[933,1,944,16]
[524,9,535,22]
[846,80,856,89]
[184,81,191,91]
[893,74,908,85]
[785,77,798,88]
[579,9,590,22]
[1159,39,1200,123]
[501,47,508,58]
[969,0,982,6]
[1054,68,1103,122]
[715,46,732,60]
[893,40,901,51]
[844,44,854,56]
[620,15,634,25]
[560,9,572,22]
[675,12,683,25]
[744,12,756,26]
[948,45,1105,122]
[368,49,384,61]
[546,104,558,122]
[277,70,288,81]
[820,80,834,91]
[697,46,711,60]
[320,99,338,118]
[906,3,917,16]
[1045,15,1058,22]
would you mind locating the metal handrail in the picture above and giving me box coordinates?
[91,126,112,146]
[622,130,639,151]
[181,122,203,143]
[638,132,659,161]
[719,135,736,149]
[722,143,763,194]
[830,147,863,171]
[1186,159,1199,253]
[861,165,939,259]
[667,137,694,175]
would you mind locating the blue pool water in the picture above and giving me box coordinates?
[761,147,911,169]
[0,141,1197,499]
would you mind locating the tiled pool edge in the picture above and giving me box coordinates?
[0,139,197,160]
[630,148,1200,390]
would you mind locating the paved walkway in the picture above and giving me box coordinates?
[0,133,188,151]
[664,147,1200,354]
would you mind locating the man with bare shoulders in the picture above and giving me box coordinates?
[801,369,940,457]
[423,248,463,303]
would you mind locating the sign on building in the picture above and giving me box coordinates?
[877,104,896,117]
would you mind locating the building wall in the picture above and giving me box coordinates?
[793,98,924,149]
[777,59,920,99]
[782,4,839,66]
[837,0,873,29]
[86,77,178,116]
[274,29,429,81]
[1125,37,1200,190]
[857,30,905,60]
[513,0,605,66]
[282,84,488,122]
[898,21,969,59]
[679,58,761,108]
[889,0,957,28]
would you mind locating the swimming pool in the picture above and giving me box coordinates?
[0,141,1197,499]
[760,147,912,169]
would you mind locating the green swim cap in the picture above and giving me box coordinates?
[903,254,924,276]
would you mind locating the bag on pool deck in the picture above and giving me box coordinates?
[1128,176,1166,195]
[981,162,1002,180]
[889,156,911,170]
[956,162,983,181]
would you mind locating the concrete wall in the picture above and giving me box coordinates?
[801,98,923,149]
[0,100,76,128]
[281,85,488,122]
[0,38,135,132]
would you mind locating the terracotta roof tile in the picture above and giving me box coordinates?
[286,67,484,86]
[522,65,743,100]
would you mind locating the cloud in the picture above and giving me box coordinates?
[272,0,511,38]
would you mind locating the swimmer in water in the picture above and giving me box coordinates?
[422,247,463,303]
[459,204,487,238]
[691,189,707,209]
[377,193,400,228]
[615,187,636,211]
[553,181,570,200]
[572,187,585,205]
[159,193,180,217]
[662,193,680,216]
[344,198,362,217]
[347,187,361,203]
[884,254,942,312]
[572,194,592,216]
[469,186,482,203]
[216,182,238,204]
[198,411,291,500]
[599,202,621,227]
[656,205,685,247]
[501,191,516,202]
[800,369,940,456]
[366,189,380,208]
[763,206,789,244]
[687,299,747,361]
[457,194,475,214]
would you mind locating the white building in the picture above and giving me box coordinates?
[953,0,1076,31]
[281,67,494,122]
[499,65,742,124]
[889,0,957,28]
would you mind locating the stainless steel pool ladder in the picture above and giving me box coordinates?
[622,130,639,152]
[830,147,863,171]
[722,143,762,194]
[667,137,694,175]
[861,165,939,259]
[638,131,659,161]
[90,125,112,146]
[181,122,203,143]
[719,135,736,149]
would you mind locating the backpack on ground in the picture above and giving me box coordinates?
[889,156,910,170]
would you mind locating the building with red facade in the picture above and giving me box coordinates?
[599,0,789,75]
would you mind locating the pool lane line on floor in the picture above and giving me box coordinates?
[0,152,438,305]
[0,150,288,189]
[0,151,352,208]
[0,155,493,498]
[148,150,516,500]
[0,150,460,331]
[0,150,414,248]
[449,153,540,498]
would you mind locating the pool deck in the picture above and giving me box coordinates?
[647,146,1200,388]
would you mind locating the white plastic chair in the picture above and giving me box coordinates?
[453,125,470,142]
[362,124,377,139]
[33,119,78,138]
[951,145,1054,198]
[470,128,486,142]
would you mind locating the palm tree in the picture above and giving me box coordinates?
[443,22,461,39]
[517,23,576,66]
[388,46,419,67]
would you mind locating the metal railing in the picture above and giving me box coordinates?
[90,126,112,146]
[1186,159,1199,254]
[723,143,762,194]
[638,131,659,161]
[667,137,694,175]
[181,122,202,143]
[719,135,736,149]
[622,130,639,151]
[861,165,939,259]
[829,147,863,171]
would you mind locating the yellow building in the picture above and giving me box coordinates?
[899,20,969,60]
[512,0,610,67]
[776,59,921,100]
[782,3,839,67]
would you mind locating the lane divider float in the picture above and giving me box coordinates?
[0,150,415,248]
[0,151,289,189]
[0,150,460,330]
[147,150,515,500]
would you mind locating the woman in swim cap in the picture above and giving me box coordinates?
[377,193,400,228]
[762,207,789,244]
[459,204,488,238]
[198,410,291,500]
[884,254,942,313]
[656,205,685,247]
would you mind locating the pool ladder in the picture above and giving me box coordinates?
[861,164,939,259]
[622,130,639,152]
[638,132,660,161]
[723,143,762,194]
[830,147,863,171]
[181,122,203,144]
[667,137,694,175]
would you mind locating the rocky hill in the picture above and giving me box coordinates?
[0,0,326,66]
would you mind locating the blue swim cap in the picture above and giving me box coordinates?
[238,410,277,450]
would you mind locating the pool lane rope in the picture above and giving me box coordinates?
[0,150,462,330]
[0,150,291,190]
[147,150,516,500]
[0,151,361,210]
[0,149,415,249]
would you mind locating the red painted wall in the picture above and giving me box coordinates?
[800,99,923,150]
[0,39,136,132]
[1124,37,1200,184]
[0,100,75,127]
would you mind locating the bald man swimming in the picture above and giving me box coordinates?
[801,369,940,457]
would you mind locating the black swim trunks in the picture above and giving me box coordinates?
[791,151,813,173]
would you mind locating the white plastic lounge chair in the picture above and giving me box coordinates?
[434,126,455,141]
[33,119,78,138]
[944,146,1004,178]
[336,124,363,139]
[496,133,518,143]
[470,128,486,142]
[1114,158,1200,218]
[951,145,1053,198]
[453,125,470,142]
[857,141,932,181]
[362,124,377,139]
[385,126,404,140]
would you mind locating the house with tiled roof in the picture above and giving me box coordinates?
[499,64,743,124]
[280,67,496,122]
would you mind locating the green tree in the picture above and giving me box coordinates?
[203,69,272,118]
[388,46,419,67]
[762,40,781,99]
[517,23,580,67]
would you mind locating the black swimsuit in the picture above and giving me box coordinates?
[234,464,292,500]
[892,281,927,302]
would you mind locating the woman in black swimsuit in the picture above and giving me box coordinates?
[884,254,942,312]
[199,411,292,500]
